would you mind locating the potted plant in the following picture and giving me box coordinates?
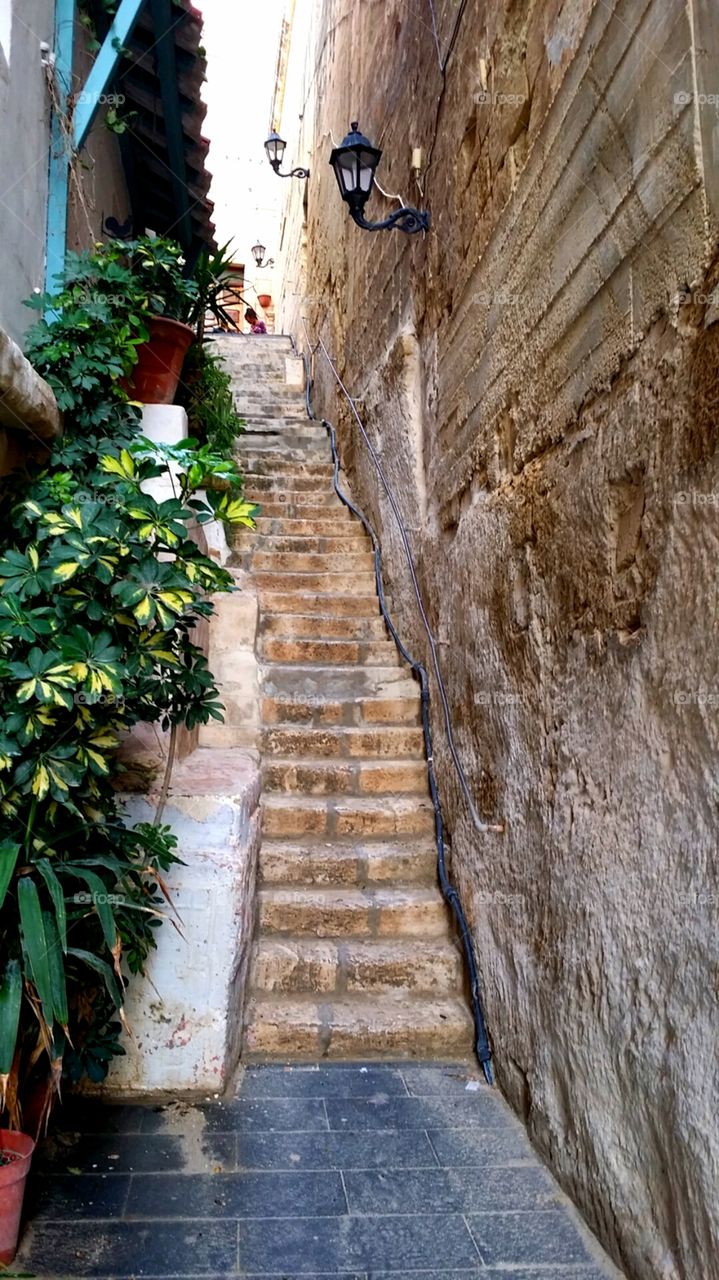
[0,1129,35,1265]
[257,293,272,310]
[125,238,199,404]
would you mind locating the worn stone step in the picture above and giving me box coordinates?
[252,517,358,537]
[258,886,450,939]
[239,460,335,481]
[262,758,428,796]
[238,534,370,554]
[241,446,330,466]
[259,637,399,666]
[260,664,416,700]
[258,591,379,617]
[246,490,340,510]
[251,937,462,995]
[242,472,334,492]
[243,993,474,1058]
[258,839,437,887]
[260,612,387,640]
[253,512,356,531]
[262,794,434,838]
[247,551,375,575]
[260,694,421,727]
[261,725,424,758]
[254,571,377,594]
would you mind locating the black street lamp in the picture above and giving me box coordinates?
[251,242,274,269]
[329,122,429,234]
[264,131,310,179]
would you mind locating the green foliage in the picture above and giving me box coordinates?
[0,237,257,1129]
[128,238,199,322]
[186,241,246,340]
[178,343,246,454]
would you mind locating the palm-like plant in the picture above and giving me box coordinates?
[185,241,247,341]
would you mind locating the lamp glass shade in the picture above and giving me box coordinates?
[264,132,286,167]
[330,123,382,206]
[251,243,266,267]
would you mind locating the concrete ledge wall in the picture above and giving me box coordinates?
[279,0,719,1276]
[109,750,261,1095]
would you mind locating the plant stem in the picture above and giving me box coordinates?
[153,723,177,827]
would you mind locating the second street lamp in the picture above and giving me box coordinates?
[329,122,429,234]
[251,242,274,269]
[264,131,310,179]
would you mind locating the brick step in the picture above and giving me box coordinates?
[260,664,416,700]
[260,613,387,639]
[261,694,421,728]
[246,551,376,575]
[261,725,424,758]
[251,937,462,996]
[238,534,370,554]
[259,637,400,666]
[262,794,434,838]
[258,591,379,617]
[243,993,473,1059]
[262,758,427,797]
[258,886,450,939]
[258,838,437,887]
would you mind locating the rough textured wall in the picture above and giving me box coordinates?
[0,0,53,342]
[277,2,719,1279]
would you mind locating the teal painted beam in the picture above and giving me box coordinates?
[73,0,145,150]
[44,0,75,296]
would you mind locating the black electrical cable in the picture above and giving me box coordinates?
[300,352,494,1084]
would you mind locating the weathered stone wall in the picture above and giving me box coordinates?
[276,2,719,1278]
[0,0,53,342]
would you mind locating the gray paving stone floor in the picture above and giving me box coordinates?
[17,1062,623,1279]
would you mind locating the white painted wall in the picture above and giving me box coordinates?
[0,0,12,63]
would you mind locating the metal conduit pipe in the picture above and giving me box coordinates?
[297,331,494,1083]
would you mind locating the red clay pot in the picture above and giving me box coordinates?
[126,316,195,405]
[257,294,272,309]
[0,1130,35,1265]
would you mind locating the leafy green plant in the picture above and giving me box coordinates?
[185,241,247,341]
[128,238,200,323]
[0,238,258,1133]
[178,343,246,453]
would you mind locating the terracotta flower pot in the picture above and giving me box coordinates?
[0,1130,35,1265]
[126,316,195,405]
[257,294,272,309]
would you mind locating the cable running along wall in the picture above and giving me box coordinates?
[299,326,495,1083]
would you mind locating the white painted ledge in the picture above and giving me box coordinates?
[107,749,261,1095]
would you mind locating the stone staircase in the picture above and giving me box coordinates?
[212,334,474,1059]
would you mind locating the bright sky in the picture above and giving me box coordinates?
[200,0,287,299]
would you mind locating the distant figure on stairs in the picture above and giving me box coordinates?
[245,307,267,335]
